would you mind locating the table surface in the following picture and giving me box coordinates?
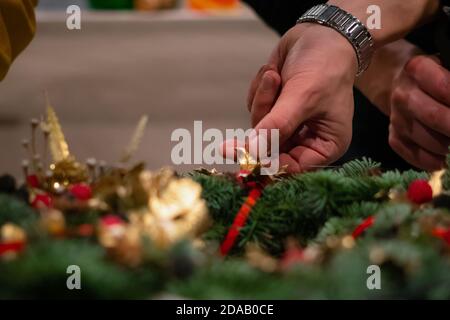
[0,10,278,177]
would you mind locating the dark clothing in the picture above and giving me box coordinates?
[244,0,449,170]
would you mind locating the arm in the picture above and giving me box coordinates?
[328,0,441,47]
[355,40,449,171]
[244,0,444,172]
[355,40,423,116]
[0,0,37,81]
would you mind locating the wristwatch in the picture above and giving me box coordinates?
[297,4,375,76]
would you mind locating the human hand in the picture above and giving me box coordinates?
[245,23,358,172]
[389,55,450,171]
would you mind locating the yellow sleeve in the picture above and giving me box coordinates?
[0,0,37,81]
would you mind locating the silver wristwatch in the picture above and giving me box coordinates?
[297,4,375,76]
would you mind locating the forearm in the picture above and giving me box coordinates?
[355,40,422,116]
[328,0,440,48]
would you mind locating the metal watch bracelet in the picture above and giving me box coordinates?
[297,4,375,76]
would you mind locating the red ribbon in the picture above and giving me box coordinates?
[0,241,25,255]
[352,216,375,239]
[432,227,450,245]
[220,188,262,256]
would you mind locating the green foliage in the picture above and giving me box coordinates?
[0,195,36,229]
[0,157,449,299]
[337,157,380,177]
[196,159,433,255]
[444,149,450,190]
[0,195,39,237]
[169,239,450,300]
[0,240,160,299]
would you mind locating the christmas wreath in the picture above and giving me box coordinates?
[0,105,449,299]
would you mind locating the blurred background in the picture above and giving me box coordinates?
[0,0,278,177]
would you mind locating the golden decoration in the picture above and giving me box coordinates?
[46,103,70,163]
[369,246,386,265]
[48,158,89,188]
[98,219,142,267]
[341,235,356,249]
[0,224,26,260]
[194,167,222,176]
[1,223,26,243]
[40,209,66,236]
[140,168,210,248]
[120,115,148,164]
[236,147,258,172]
[429,169,445,197]
[93,163,148,211]
[245,244,278,273]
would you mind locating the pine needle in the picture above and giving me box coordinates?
[120,115,148,163]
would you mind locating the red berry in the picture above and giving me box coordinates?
[101,215,124,226]
[77,224,95,237]
[0,242,26,255]
[407,179,433,204]
[26,175,39,188]
[432,227,450,245]
[280,247,305,270]
[32,193,52,208]
[69,183,92,201]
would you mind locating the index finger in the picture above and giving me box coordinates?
[255,80,318,147]
[406,56,450,106]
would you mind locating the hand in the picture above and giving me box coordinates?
[389,55,450,170]
[246,23,358,172]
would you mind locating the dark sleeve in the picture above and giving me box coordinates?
[405,7,449,68]
[243,0,326,35]
[245,0,447,60]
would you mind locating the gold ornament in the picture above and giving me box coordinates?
[98,218,127,249]
[369,246,386,265]
[46,102,70,163]
[237,147,259,172]
[139,169,210,248]
[98,217,143,267]
[1,223,26,243]
[245,244,278,273]
[194,167,222,176]
[48,158,89,188]
[120,115,148,164]
[0,224,27,260]
[429,169,445,197]
[40,208,66,236]
[341,235,356,249]
[92,163,148,211]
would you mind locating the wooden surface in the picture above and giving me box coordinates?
[0,10,278,177]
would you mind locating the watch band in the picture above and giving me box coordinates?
[297,4,375,76]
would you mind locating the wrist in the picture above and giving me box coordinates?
[296,4,373,76]
[356,40,423,116]
[290,23,358,78]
